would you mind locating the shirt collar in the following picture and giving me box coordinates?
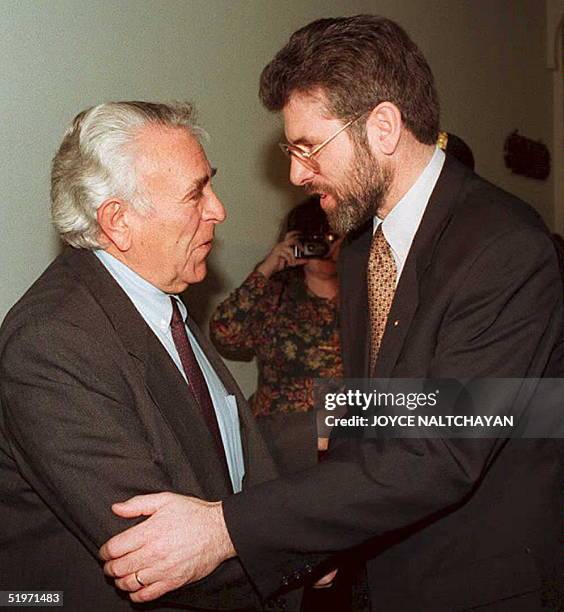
[374,146,445,271]
[94,250,187,332]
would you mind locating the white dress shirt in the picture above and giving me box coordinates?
[374,146,445,284]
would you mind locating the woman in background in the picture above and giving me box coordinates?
[210,196,342,420]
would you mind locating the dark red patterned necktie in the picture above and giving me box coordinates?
[170,298,229,474]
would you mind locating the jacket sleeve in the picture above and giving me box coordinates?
[221,227,563,600]
[0,318,273,611]
[257,410,318,475]
[209,271,282,360]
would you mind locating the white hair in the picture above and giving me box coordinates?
[51,101,207,249]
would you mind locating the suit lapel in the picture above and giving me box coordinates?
[340,222,373,378]
[143,332,234,497]
[375,156,470,377]
[61,249,233,498]
[373,246,419,378]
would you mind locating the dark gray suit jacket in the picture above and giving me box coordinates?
[0,248,303,612]
[223,157,564,611]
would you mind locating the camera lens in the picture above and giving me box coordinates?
[303,241,328,257]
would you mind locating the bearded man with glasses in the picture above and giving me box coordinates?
[102,16,563,612]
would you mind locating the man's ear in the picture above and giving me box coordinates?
[96,198,132,252]
[365,102,402,156]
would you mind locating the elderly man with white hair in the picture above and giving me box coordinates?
[0,101,307,612]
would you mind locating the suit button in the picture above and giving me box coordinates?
[524,546,532,554]
[267,597,286,610]
[393,319,400,327]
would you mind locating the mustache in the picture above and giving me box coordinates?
[304,183,336,197]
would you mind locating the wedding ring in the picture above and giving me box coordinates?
[134,571,146,588]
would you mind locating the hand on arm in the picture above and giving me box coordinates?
[100,491,338,601]
[100,493,235,603]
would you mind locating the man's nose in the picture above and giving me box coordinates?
[289,157,316,186]
[203,191,226,224]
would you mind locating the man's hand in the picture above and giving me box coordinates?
[99,492,236,603]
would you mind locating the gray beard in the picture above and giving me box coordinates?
[312,147,392,236]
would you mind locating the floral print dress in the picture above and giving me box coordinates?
[209,269,343,417]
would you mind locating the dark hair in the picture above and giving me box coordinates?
[260,15,439,145]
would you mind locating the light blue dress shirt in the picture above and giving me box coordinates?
[374,146,445,284]
[94,250,245,492]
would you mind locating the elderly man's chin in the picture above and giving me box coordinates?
[185,260,209,287]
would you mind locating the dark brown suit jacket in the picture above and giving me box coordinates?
[0,249,302,611]
[222,157,564,611]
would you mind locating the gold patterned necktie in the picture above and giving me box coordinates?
[367,224,397,371]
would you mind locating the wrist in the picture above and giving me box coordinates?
[255,261,273,279]
[213,502,236,561]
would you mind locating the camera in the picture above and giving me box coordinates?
[293,233,337,259]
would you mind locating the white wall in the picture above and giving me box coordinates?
[0,0,553,395]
